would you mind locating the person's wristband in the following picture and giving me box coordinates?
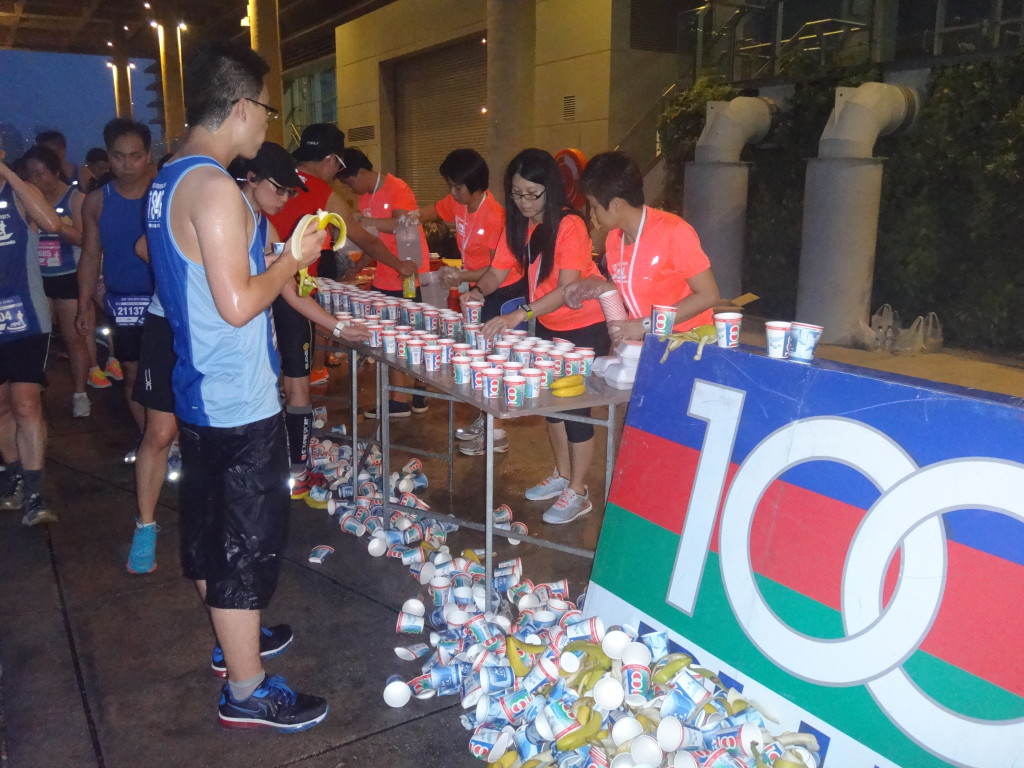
[332,321,345,338]
[521,304,534,321]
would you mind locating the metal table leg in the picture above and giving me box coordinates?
[485,411,494,613]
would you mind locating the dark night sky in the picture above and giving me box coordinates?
[0,50,161,165]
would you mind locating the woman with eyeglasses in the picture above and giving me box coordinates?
[468,148,609,525]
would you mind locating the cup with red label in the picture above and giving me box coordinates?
[504,375,526,408]
[453,355,472,384]
[407,339,426,365]
[788,321,823,363]
[534,360,557,388]
[713,312,743,349]
[521,368,543,398]
[464,300,484,325]
[438,338,455,364]
[423,345,442,372]
[765,320,792,359]
[650,304,677,337]
[470,361,490,390]
[482,367,503,399]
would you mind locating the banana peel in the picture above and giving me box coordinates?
[292,209,347,297]
[659,323,718,363]
[551,384,586,397]
[651,653,694,685]
[550,374,584,390]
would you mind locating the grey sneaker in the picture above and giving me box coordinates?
[524,470,569,501]
[458,431,509,456]
[542,487,592,525]
[0,473,24,510]
[455,413,485,441]
[22,494,57,527]
[72,392,91,418]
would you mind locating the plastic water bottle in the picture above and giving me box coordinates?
[395,214,422,299]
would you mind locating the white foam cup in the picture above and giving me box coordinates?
[593,675,625,710]
[383,676,412,707]
[765,321,792,359]
[367,536,387,557]
[602,629,632,660]
[402,598,425,616]
[620,642,652,667]
[611,715,644,747]
[630,735,664,766]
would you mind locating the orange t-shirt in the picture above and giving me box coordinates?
[492,214,603,331]
[360,173,429,292]
[434,192,517,289]
[266,171,333,277]
[604,206,713,332]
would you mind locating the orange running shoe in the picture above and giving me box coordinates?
[105,357,124,381]
[309,367,329,387]
[88,366,112,389]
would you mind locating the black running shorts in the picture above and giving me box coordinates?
[539,320,611,443]
[42,272,79,301]
[178,412,290,610]
[0,333,50,385]
[271,296,312,379]
[132,312,176,413]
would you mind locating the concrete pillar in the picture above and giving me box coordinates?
[870,0,898,64]
[111,51,133,119]
[683,162,750,300]
[249,0,285,145]
[157,22,186,145]
[486,0,535,182]
[796,158,884,344]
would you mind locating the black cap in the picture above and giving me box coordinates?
[292,123,346,162]
[251,142,308,192]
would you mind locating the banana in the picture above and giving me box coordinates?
[562,640,611,669]
[551,384,586,398]
[504,636,533,677]
[651,653,693,685]
[554,708,602,752]
[488,752,518,768]
[291,209,347,297]
[550,374,584,390]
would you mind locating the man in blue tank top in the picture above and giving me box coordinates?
[147,41,327,733]
[76,118,155,433]
[0,139,61,527]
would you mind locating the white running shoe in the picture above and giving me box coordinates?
[542,486,592,525]
[524,470,569,501]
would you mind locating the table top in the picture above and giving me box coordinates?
[345,341,633,419]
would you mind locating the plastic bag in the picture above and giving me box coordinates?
[922,311,943,354]
[870,304,901,352]
[893,315,925,355]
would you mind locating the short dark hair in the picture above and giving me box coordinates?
[85,147,108,165]
[35,130,67,149]
[439,148,488,193]
[103,118,152,152]
[579,151,645,208]
[184,41,269,130]
[337,147,372,179]
[22,144,65,181]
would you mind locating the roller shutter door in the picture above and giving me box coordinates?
[394,36,488,205]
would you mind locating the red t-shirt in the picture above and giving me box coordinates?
[604,206,713,332]
[434,192,516,289]
[360,173,429,292]
[492,214,603,331]
[266,171,334,277]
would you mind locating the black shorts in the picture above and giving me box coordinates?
[315,249,339,280]
[42,272,78,301]
[272,296,312,378]
[0,333,50,385]
[539,320,611,443]
[178,412,290,610]
[107,321,144,363]
[483,278,527,322]
[132,312,176,413]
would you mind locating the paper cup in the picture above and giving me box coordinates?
[650,304,678,337]
[482,367,503,399]
[470,361,490,390]
[438,338,455,364]
[611,715,644,746]
[383,676,412,707]
[452,355,472,384]
[602,629,633,660]
[395,333,411,359]
[504,375,526,408]
[381,330,398,354]
[563,352,583,376]
[464,301,483,324]
[656,716,703,752]
[423,345,442,371]
[630,735,664,766]
[765,320,791,359]
[521,368,543,398]
[534,360,557,388]
[713,312,743,349]
[598,290,629,321]
[407,339,425,365]
[576,347,595,377]
[396,611,425,633]
[788,321,823,363]
[593,675,625,710]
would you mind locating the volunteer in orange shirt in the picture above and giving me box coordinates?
[568,151,720,342]
[469,148,608,525]
[338,147,431,418]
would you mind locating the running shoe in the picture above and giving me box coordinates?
[0,473,24,510]
[309,367,329,387]
[290,470,324,500]
[458,431,509,456]
[72,392,91,418]
[21,494,58,527]
[211,624,294,678]
[325,352,344,368]
[105,358,124,381]
[166,442,182,482]
[127,521,160,574]
[524,470,569,501]
[362,400,412,419]
[455,413,484,441]
[87,366,112,389]
[217,674,327,732]
[411,394,429,414]
[542,486,592,525]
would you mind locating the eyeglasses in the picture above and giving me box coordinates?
[511,189,546,202]
[234,96,279,121]
[331,154,346,171]
[266,178,299,199]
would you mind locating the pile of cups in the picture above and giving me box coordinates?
[384,571,823,768]
[711,312,825,364]
[317,278,595,407]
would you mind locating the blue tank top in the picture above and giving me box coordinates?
[0,181,48,343]
[147,155,280,428]
[99,180,153,296]
[38,185,80,277]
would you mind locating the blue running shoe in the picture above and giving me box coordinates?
[217,674,328,732]
[126,521,160,574]
[212,624,294,678]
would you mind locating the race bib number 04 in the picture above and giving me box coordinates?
[0,296,29,336]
